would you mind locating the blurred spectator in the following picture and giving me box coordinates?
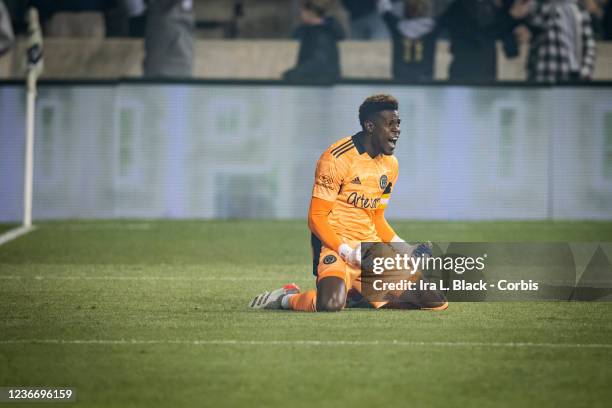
[524,0,596,82]
[3,0,27,34]
[22,1,147,38]
[143,0,194,78]
[0,0,13,56]
[105,0,146,37]
[437,0,528,82]
[581,0,605,38]
[378,0,436,81]
[513,22,532,44]
[29,0,114,37]
[431,0,456,16]
[122,0,146,37]
[99,0,146,38]
[342,0,389,39]
[283,0,344,84]
[605,0,612,39]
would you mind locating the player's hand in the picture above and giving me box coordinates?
[339,243,361,267]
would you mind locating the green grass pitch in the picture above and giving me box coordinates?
[1,220,612,408]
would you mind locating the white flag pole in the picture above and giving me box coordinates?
[0,8,44,246]
[23,7,43,228]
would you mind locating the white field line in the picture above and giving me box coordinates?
[0,275,289,282]
[49,223,154,231]
[0,226,36,247]
[0,339,611,349]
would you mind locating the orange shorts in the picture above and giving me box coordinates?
[315,243,391,308]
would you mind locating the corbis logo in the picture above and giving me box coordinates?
[379,175,388,190]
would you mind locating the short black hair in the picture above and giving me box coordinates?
[358,94,399,128]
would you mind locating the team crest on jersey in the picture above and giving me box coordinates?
[379,175,388,190]
[323,255,337,265]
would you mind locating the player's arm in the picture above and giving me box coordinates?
[309,149,360,265]
[308,197,360,266]
[373,208,400,242]
[371,159,431,257]
[308,197,342,252]
[374,208,432,261]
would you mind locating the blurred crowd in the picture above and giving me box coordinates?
[288,0,603,83]
[0,0,610,82]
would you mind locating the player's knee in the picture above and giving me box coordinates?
[317,294,345,312]
[316,276,346,312]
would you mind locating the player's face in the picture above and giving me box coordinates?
[371,110,401,156]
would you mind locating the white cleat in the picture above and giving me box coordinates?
[249,283,300,310]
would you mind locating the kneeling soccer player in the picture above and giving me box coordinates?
[249,94,447,312]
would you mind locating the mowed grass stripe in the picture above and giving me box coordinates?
[0,263,312,280]
[2,339,612,349]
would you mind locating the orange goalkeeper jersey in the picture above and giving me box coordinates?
[311,132,399,243]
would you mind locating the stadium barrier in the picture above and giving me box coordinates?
[1,80,611,221]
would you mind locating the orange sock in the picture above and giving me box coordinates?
[288,290,317,312]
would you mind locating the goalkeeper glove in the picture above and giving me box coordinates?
[391,236,433,258]
[412,241,433,258]
[338,243,361,267]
